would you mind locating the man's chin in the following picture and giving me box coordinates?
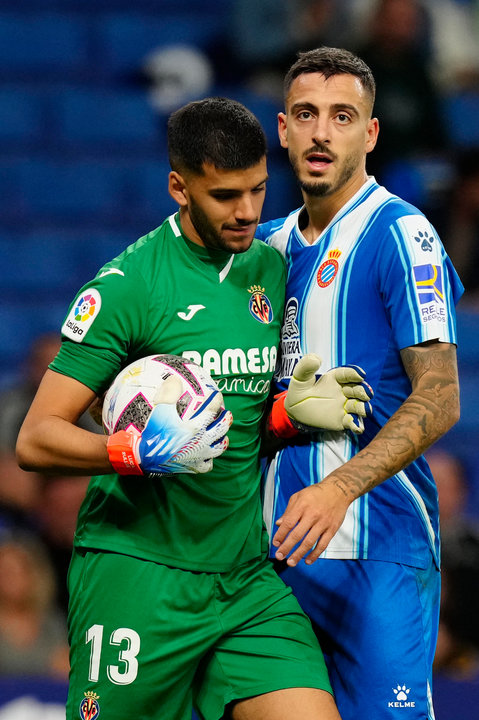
[300,180,331,197]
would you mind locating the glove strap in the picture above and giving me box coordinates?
[267,392,299,439]
[107,430,144,475]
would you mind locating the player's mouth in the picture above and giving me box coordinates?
[224,223,257,236]
[305,151,334,171]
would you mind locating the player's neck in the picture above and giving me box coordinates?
[301,172,369,244]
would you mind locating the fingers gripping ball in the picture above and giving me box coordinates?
[275,353,373,435]
[104,354,232,476]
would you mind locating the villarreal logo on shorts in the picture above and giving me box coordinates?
[317,249,342,287]
[79,691,100,720]
[248,285,273,324]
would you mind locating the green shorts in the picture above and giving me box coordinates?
[66,549,332,720]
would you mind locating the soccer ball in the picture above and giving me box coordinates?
[102,354,221,435]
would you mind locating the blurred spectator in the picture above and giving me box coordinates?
[354,0,448,184]
[423,0,479,91]
[0,332,100,456]
[426,447,470,531]
[433,524,479,718]
[0,452,42,526]
[228,0,353,99]
[0,532,69,680]
[141,44,214,114]
[0,334,60,453]
[441,150,479,306]
[35,473,89,614]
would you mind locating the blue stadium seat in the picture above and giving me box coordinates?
[0,299,66,374]
[123,159,177,226]
[17,159,125,221]
[0,160,25,221]
[98,12,224,77]
[0,12,90,77]
[56,87,161,149]
[1,228,140,295]
[442,91,479,148]
[0,88,44,144]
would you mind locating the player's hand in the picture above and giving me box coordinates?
[285,353,372,432]
[272,480,349,567]
[269,353,373,438]
[107,375,232,476]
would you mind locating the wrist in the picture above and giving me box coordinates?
[268,392,299,439]
[107,429,144,475]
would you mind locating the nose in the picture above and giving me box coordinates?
[234,193,256,223]
[312,116,331,145]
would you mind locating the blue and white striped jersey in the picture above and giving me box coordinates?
[258,178,463,569]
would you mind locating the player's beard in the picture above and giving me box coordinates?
[188,195,256,254]
[290,146,362,198]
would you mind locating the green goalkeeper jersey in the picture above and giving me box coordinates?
[51,212,285,572]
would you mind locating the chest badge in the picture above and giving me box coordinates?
[317,249,341,287]
[248,285,273,324]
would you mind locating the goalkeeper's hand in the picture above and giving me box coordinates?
[107,375,233,476]
[268,353,373,439]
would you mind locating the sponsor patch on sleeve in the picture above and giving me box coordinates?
[62,288,102,341]
[413,264,446,324]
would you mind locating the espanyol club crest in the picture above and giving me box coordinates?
[317,249,342,287]
[79,691,100,720]
[248,285,273,324]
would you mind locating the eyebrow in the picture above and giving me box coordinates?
[209,175,269,194]
[290,101,360,119]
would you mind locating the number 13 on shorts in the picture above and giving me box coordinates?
[86,624,141,685]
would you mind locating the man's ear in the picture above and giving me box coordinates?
[168,171,188,206]
[278,112,288,149]
[366,117,379,155]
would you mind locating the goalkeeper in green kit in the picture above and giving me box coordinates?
[16,98,371,720]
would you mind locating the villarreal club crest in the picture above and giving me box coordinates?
[79,691,100,720]
[248,285,273,324]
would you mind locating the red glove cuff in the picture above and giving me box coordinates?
[107,430,143,475]
[267,391,299,439]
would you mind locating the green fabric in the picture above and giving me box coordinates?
[51,213,286,571]
[66,550,331,720]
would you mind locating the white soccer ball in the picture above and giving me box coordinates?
[102,354,221,435]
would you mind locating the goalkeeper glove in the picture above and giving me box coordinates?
[107,375,232,476]
[268,353,373,439]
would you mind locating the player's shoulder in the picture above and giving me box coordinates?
[372,182,428,226]
[248,236,286,269]
[93,216,174,282]
[256,209,300,245]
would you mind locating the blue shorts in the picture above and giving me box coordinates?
[276,556,440,720]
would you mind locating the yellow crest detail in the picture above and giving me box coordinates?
[328,249,342,260]
[84,691,100,700]
[248,285,265,294]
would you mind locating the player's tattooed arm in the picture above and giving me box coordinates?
[331,341,460,500]
[272,341,460,566]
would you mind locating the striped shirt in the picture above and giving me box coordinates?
[258,177,463,568]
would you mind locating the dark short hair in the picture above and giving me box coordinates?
[284,47,376,110]
[167,97,267,175]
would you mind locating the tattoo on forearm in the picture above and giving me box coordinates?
[328,343,459,500]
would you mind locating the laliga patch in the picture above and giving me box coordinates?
[62,288,102,341]
[413,264,446,324]
[317,249,341,287]
[248,285,273,324]
[79,690,100,719]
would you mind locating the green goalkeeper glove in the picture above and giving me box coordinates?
[268,353,373,439]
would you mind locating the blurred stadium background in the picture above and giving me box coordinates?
[1,0,479,716]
